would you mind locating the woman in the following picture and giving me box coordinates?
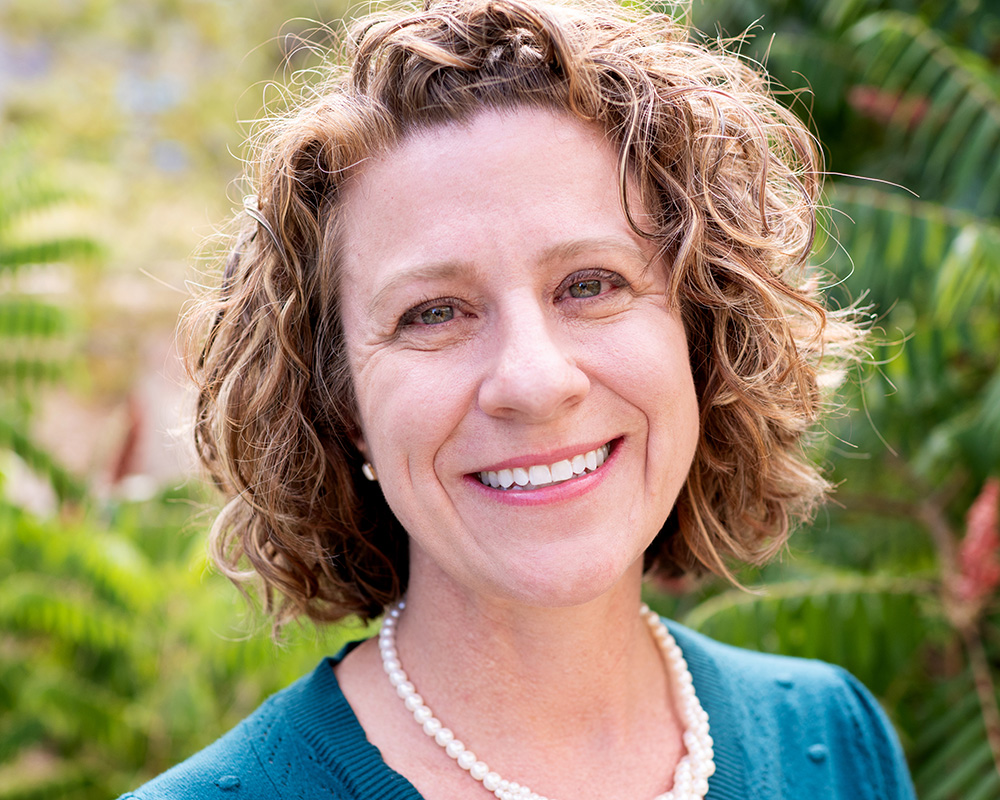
[121,0,915,797]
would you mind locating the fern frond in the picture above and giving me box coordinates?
[681,574,937,692]
[910,668,1000,800]
[0,151,83,234]
[0,355,70,388]
[824,183,1000,324]
[822,181,1000,477]
[0,238,102,274]
[0,300,69,341]
[849,11,1000,214]
[0,573,134,654]
[0,421,85,504]
[0,513,155,614]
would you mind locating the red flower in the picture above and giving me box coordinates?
[957,478,1000,606]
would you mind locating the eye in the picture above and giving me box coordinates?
[568,279,603,298]
[558,269,627,302]
[398,296,467,329]
[418,305,454,325]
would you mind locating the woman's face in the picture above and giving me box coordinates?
[338,108,699,607]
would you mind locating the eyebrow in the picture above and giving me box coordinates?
[536,236,651,268]
[368,261,475,316]
[367,235,652,315]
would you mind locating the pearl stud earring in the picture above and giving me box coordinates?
[362,462,378,482]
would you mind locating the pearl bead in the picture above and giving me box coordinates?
[445,740,465,758]
[413,706,432,723]
[396,681,415,698]
[471,761,489,780]
[458,750,477,770]
[435,728,454,746]
[404,694,423,711]
[423,717,442,736]
[484,772,501,791]
[388,669,407,686]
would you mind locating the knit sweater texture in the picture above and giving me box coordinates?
[118,621,916,799]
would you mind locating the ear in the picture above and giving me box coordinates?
[352,429,370,462]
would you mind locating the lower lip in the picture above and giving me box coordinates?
[465,440,621,506]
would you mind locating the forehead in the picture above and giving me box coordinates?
[335,108,656,314]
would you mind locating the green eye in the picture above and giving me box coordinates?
[419,305,454,324]
[569,279,602,298]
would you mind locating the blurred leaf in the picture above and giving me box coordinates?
[679,573,936,694]
[0,420,85,504]
[0,239,103,274]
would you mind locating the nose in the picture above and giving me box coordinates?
[477,300,590,421]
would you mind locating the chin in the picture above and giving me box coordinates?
[483,550,641,609]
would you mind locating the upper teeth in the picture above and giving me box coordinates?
[478,443,611,490]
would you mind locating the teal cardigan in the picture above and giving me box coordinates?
[118,622,916,799]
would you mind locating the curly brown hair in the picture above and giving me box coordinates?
[189,0,859,627]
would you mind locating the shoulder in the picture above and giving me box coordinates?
[116,659,354,800]
[668,619,888,718]
[667,621,916,799]
[672,620,861,701]
[115,708,278,800]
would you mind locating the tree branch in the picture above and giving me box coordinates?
[962,625,1000,779]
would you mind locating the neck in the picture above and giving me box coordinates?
[394,558,675,757]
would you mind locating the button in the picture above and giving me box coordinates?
[215,775,241,791]
[807,744,828,763]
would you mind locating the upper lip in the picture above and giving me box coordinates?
[469,438,618,474]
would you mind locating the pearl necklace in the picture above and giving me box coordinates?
[378,601,715,800]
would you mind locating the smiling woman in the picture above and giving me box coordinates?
[119,1,915,798]
[338,109,700,608]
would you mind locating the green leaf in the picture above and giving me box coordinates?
[0,239,102,273]
[0,420,85,504]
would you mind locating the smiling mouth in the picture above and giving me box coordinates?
[475,441,613,491]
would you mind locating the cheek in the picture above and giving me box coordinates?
[647,334,699,446]
[602,317,699,457]
[355,355,474,469]
[595,315,693,398]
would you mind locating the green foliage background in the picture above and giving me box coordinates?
[1,0,998,798]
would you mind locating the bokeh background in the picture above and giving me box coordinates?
[1,0,998,797]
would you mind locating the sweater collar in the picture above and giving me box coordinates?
[666,621,751,799]
[284,620,750,799]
